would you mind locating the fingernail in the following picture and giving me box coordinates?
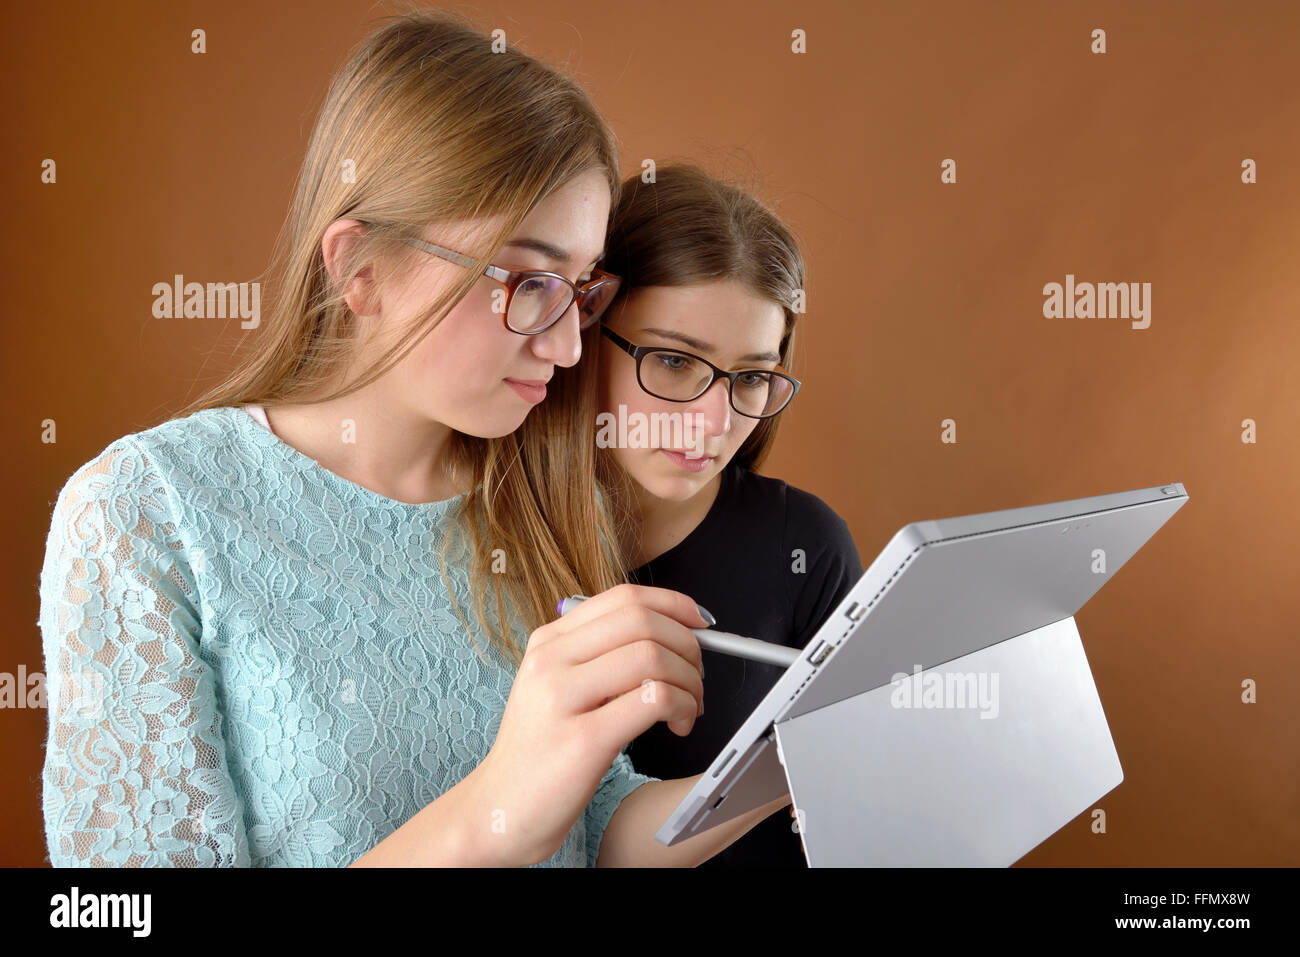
[696,603,716,627]
[698,699,704,717]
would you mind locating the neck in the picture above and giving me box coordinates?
[626,470,723,567]
[262,387,468,505]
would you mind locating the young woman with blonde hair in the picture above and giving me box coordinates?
[38,12,789,868]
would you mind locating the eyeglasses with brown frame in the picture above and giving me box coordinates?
[401,236,622,335]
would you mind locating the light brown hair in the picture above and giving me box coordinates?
[176,11,626,667]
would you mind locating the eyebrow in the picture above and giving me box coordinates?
[502,237,606,268]
[640,327,781,364]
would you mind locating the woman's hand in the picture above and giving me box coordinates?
[471,583,708,865]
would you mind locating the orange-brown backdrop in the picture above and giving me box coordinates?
[3,0,1296,867]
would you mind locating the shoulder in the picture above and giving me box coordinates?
[786,485,860,581]
[785,482,854,540]
[126,406,246,464]
[730,468,862,642]
[51,407,243,516]
[730,466,856,550]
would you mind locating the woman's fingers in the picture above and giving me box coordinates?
[581,675,702,744]
[564,638,704,718]
[536,583,712,647]
[512,583,714,760]
[554,600,705,679]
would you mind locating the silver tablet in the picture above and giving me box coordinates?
[654,481,1189,860]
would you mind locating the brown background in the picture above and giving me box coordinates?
[3,0,1296,867]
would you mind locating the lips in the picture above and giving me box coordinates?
[504,377,550,404]
[659,449,715,472]
[661,448,715,460]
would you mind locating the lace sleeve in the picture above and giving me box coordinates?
[39,438,250,866]
[583,748,659,867]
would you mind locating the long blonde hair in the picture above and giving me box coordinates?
[176,11,626,667]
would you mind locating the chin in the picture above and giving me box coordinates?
[649,480,704,502]
[636,451,715,500]
[451,406,533,440]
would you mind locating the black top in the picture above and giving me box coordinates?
[626,461,863,867]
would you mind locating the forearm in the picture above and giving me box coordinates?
[596,774,792,867]
[349,764,527,867]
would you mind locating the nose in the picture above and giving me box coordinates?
[528,300,583,367]
[687,377,732,438]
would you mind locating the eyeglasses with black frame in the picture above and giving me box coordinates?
[600,325,801,419]
[400,236,622,335]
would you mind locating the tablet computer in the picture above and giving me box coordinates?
[653,481,1189,856]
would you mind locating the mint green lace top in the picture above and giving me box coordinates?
[38,406,657,867]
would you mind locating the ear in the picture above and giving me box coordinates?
[321,219,379,317]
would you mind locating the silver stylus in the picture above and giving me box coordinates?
[557,595,800,668]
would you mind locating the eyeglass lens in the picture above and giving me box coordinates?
[639,352,793,416]
[508,275,619,332]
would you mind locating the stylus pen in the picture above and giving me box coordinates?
[557,595,800,668]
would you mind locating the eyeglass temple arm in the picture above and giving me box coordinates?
[598,325,635,351]
[402,237,512,283]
